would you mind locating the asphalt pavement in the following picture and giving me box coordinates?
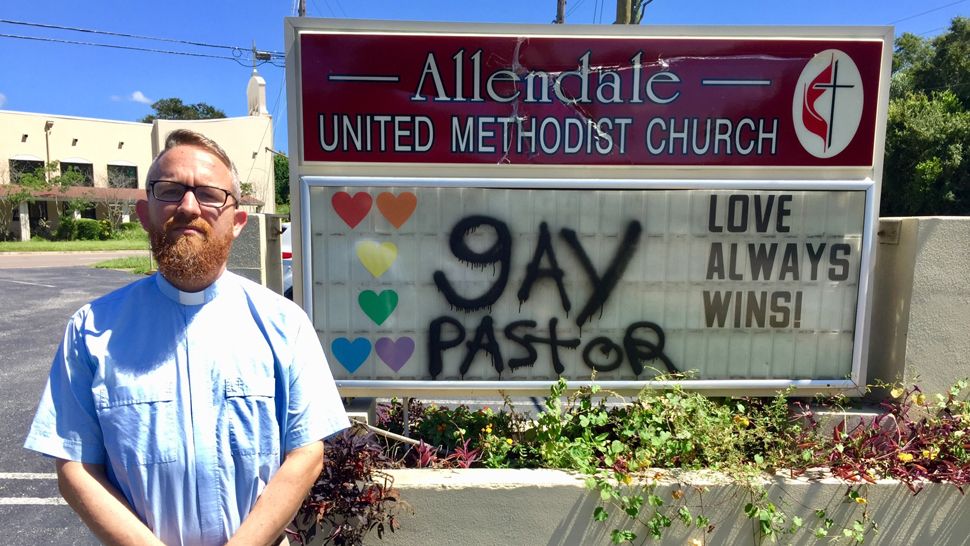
[0,249,149,269]
[0,257,141,545]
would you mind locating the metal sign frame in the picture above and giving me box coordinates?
[301,175,875,397]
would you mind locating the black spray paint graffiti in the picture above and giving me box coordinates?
[429,215,676,379]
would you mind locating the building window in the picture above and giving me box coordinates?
[8,159,44,184]
[106,164,138,189]
[59,162,94,187]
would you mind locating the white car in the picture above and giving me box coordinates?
[281,222,293,300]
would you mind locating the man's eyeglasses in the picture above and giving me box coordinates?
[149,180,238,208]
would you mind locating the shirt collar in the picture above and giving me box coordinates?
[154,272,230,306]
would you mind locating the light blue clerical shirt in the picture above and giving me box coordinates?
[25,271,349,546]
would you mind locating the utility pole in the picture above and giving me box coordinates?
[555,0,566,24]
[615,0,631,24]
[298,0,306,17]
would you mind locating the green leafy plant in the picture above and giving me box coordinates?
[342,377,970,545]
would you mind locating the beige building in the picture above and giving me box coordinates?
[0,69,275,241]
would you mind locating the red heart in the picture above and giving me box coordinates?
[331,192,373,228]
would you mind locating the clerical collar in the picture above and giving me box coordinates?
[154,272,228,306]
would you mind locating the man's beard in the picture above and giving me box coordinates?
[149,217,233,289]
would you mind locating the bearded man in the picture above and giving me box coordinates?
[25,129,348,546]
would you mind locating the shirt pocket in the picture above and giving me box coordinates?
[95,384,178,465]
[225,377,280,457]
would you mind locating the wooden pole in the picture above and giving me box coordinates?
[555,0,566,24]
[615,0,631,24]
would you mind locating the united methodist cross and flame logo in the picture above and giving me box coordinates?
[792,49,865,158]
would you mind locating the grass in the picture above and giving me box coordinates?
[0,239,149,252]
[93,256,155,275]
[0,224,149,252]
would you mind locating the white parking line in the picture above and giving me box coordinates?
[0,498,66,505]
[0,473,64,505]
[0,473,57,479]
[0,279,56,288]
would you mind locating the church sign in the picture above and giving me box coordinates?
[285,20,892,395]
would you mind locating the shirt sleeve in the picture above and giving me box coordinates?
[24,308,107,464]
[282,315,350,453]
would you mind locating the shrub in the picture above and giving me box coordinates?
[55,216,77,240]
[97,220,113,240]
[113,221,148,241]
[75,219,102,240]
[288,426,407,546]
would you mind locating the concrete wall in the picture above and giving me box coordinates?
[228,212,285,294]
[0,109,276,229]
[299,468,970,546]
[0,110,153,189]
[868,217,970,395]
[153,116,275,210]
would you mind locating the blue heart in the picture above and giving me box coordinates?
[331,337,372,373]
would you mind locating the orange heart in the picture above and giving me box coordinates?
[376,192,417,229]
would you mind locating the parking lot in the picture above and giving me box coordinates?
[0,263,137,545]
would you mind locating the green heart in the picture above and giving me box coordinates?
[358,290,399,325]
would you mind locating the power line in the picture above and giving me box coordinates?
[310,0,337,18]
[566,0,588,18]
[0,18,284,57]
[917,26,947,36]
[331,0,349,17]
[0,32,280,67]
[888,0,968,24]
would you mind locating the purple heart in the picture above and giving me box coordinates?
[375,337,415,373]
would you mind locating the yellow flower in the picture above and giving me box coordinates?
[911,393,926,405]
[898,452,914,462]
[505,438,513,445]
[733,415,750,427]
[622,474,633,485]
[922,446,940,460]
[484,425,493,435]
[854,497,868,504]
[890,387,905,399]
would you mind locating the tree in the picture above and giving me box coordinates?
[93,168,140,230]
[882,18,970,216]
[140,98,226,123]
[890,32,933,98]
[908,17,970,108]
[0,162,83,239]
[883,91,970,215]
[274,153,289,206]
[0,178,37,240]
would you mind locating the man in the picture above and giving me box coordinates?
[25,129,349,546]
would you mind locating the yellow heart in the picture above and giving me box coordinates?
[356,241,398,278]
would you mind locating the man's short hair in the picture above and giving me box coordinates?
[150,129,242,201]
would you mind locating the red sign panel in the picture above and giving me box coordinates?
[299,32,884,167]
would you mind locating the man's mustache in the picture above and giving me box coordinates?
[163,217,211,239]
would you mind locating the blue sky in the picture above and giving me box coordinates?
[1,0,966,154]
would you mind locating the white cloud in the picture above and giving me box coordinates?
[130,91,152,105]
[0,93,6,108]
